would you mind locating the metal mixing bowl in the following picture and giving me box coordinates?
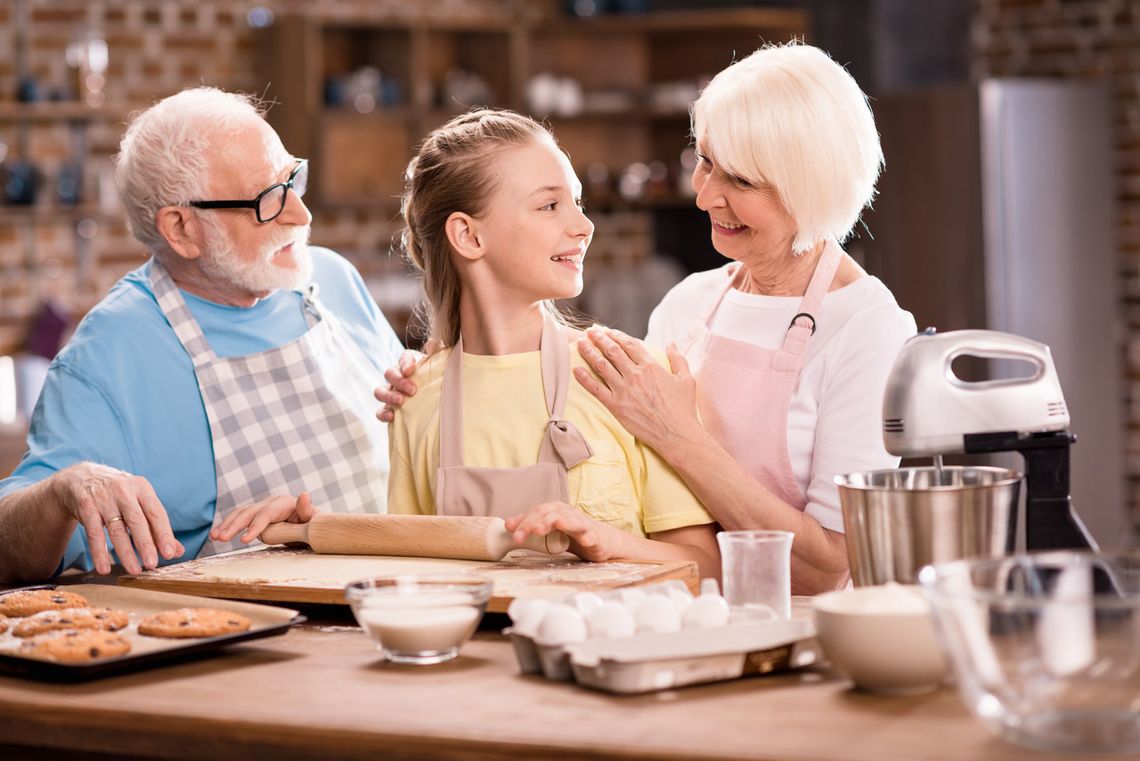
[835,466,1022,586]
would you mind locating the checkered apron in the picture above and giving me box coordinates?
[148,260,389,557]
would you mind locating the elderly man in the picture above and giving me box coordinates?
[0,87,402,582]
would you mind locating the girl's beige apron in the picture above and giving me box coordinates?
[434,320,592,517]
[149,260,389,557]
[677,240,843,510]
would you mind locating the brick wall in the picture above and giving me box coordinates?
[971,0,1139,531]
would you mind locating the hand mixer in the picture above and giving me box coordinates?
[882,328,1097,553]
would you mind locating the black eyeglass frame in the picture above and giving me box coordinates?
[188,158,308,224]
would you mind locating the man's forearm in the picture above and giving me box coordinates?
[0,477,73,583]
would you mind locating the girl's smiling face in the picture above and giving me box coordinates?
[475,137,594,304]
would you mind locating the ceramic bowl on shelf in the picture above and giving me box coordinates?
[812,583,949,695]
[920,550,1140,755]
[345,575,492,665]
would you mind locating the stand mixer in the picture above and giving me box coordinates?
[882,328,1097,553]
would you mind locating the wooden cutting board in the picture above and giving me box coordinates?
[119,546,699,613]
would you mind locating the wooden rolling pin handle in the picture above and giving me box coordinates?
[259,521,309,546]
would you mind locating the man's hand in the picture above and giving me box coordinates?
[50,462,183,576]
[503,502,622,563]
[374,341,440,423]
[209,493,316,545]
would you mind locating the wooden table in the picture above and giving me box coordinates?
[0,605,1121,761]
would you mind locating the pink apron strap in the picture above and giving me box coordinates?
[780,239,844,358]
[677,264,740,355]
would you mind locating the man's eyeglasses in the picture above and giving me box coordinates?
[189,158,308,224]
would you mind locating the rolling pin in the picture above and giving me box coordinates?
[259,514,570,561]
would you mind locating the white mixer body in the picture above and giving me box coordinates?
[883,329,1070,458]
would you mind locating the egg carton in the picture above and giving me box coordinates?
[504,580,819,694]
[506,619,818,694]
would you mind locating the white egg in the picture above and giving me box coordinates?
[699,578,722,596]
[514,599,554,637]
[665,587,694,614]
[634,595,682,634]
[535,603,588,646]
[571,591,605,618]
[617,588,647,609]
[508,597,546,625]
[682,594,730,629]
[586,602,636,639]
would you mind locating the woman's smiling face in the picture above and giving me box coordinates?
[691,142,798,263]
[477,136,594,303]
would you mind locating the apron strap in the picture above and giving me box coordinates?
[300,282,323,328]
[438,320,593,471]
[677,264,740,355]
[780,239,844,357]
[537,321,593,469]
[439,336,466,469]
[148,259,219,367]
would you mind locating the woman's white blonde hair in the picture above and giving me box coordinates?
[114,87,267,258]
[691,42,883,255]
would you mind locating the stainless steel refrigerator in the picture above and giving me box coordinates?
[860,79,1130,546]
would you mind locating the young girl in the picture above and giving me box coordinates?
[388,109,719,578]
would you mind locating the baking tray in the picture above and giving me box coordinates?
[0,584,303,682]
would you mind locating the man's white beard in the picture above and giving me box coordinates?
[198,217,314,295]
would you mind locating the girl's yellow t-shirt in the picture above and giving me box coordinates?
[387,343,715,536]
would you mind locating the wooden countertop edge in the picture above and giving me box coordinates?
[0,698,793,761]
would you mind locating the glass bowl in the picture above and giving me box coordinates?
[345,575,493,665]
[920,550,1140,754]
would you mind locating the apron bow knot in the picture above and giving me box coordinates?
[546,417,593,469]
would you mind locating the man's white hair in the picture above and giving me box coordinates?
[114,87,267,257]
[691,42,883,255]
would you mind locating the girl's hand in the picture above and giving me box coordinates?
[504,502,621,563]
[210,493,315,545]
[574,327,702,455]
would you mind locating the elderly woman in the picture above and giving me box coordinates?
[379,43,915,595]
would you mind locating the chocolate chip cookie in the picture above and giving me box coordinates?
[21,629,131,662]
[0,589,89,618]
[13,607,130,638]
[137,607,252,638]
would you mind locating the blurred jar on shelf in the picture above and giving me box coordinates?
[66,31,108,107]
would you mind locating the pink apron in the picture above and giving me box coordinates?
[434,320,593,517]
[677,240,843,509]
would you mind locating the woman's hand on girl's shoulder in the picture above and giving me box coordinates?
[573,327,701,454]
[504,502,621,563]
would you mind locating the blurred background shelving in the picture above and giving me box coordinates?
[255,7,810,343]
